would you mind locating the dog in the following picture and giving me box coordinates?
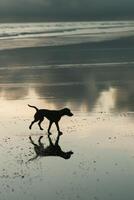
[28,104,73,134]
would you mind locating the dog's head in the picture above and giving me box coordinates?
[62,108,73,117]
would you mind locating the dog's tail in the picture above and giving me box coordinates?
[28,104,38,111]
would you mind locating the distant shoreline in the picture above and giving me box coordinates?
[0,35,134,53]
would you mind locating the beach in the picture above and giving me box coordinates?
[0,21,134,200]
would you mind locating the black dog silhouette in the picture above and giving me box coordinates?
[28,134,73,161]
[28,104,73,134]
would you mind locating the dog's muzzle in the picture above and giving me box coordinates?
[69,112,73,116]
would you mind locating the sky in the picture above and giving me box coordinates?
[0,0,134,21]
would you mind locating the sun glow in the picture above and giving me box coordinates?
[95,87,117,112]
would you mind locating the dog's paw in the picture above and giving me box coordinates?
[58,131,63,135]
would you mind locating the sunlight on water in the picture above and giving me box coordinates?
[95,87,117,112]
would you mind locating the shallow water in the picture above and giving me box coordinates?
[0,58,134,200]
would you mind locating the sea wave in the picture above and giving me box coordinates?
[0,21,134,39]
[0,21,134,50]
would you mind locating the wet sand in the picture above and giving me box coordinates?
[1,109,134,200]
[0,43,134,200]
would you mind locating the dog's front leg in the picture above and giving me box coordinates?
[48,121,53,134]
[55,122,62,135]
[48,134,54,146]
[38,136,44,147]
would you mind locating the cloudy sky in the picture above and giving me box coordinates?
[0,0,134,21]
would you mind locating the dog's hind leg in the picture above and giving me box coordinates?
[38,117,44,130]
[29,118,39,130]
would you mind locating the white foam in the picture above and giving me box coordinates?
[0,21,133,50]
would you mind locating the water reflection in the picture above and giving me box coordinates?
[0,64,134,112]
[29,134,73,161]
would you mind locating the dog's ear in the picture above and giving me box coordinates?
[63,107,69,110]
[64,108,71,112]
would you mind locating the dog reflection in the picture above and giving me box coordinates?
[29,134,73,161]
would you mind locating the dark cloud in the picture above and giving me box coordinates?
[0,0,134,20]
